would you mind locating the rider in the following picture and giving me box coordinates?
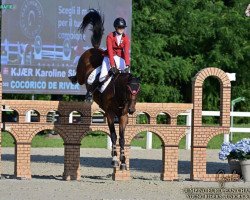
[86,17,130,100]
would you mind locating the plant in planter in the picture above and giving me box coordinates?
[219,142,242,176]
[236,139,250,182]
[219,138,250,181]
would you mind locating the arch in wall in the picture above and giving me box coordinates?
[79,130,111,179]
[69,110,84,124]
[46,110,61,124]
[156,112,171,124]
[177,134,190,180]
[129,130,164,180]
[30,129,64,179]
[25,110,41,122]
[2,109,19,122]
[127,129,165,145]
[1,131,17,179]
[191,67,231,181]
[192,67,231,127]
[80,130,110,148]
[28,126,66,143]
[136,112,151,124]
[92,111,106,124]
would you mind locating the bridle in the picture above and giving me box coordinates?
[112,73,140,109]
[126,80,140,105]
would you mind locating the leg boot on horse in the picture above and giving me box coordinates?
[120,149,127,171]
[111,145,119,168]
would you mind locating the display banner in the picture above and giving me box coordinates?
[1,0,132,94]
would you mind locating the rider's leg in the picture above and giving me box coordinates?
[113,55,126,71]
[85,77,102,101]
[99,56,110,82]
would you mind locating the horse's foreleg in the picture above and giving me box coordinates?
[119,114,128,170]
[107,113,119,167]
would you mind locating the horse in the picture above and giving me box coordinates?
[69,9,140,170]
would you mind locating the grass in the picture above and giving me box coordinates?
[80,132,107,148]
[1,123,250,149]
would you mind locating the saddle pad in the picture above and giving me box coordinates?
[99,77,112,93]
[87,66,101,85]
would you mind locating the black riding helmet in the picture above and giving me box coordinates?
[113,17,127,28]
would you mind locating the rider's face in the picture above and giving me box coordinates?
[115,27,125,34]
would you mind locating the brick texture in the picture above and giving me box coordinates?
[0,68,235,182]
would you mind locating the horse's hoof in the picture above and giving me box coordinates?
[111,160,119,168]
[120,164,127,171]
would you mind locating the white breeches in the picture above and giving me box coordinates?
[99,55,126,82]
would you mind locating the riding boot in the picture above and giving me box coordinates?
[85,80,101,101]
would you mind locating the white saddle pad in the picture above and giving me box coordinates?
[87,66,112,93]
[99,77,112,93]
[87,66,101,85]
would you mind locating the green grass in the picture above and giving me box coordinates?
[2,132,16,147]
[207,133,250,149]
[80,132,107,148]
[31,135,64,147]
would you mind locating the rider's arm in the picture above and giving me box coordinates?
[124,35,130,66]
[106,34,115,67]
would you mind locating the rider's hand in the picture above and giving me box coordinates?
[109,67,117,76]
[124,65,130,73]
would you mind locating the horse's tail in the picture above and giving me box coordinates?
[79,9,104,49]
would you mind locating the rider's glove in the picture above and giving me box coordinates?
[124,65,130,73]
[109,67,117,76]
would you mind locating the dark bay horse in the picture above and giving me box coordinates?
[69,9,140,170]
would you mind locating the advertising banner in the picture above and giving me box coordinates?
[1,0,132,94]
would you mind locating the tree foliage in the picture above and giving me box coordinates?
[132,0,250,111]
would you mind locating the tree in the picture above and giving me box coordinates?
[132,0,250,111]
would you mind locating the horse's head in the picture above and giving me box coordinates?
[126,75,140,115]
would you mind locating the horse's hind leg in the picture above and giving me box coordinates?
[107,113,119,167]
[119,115,128,171]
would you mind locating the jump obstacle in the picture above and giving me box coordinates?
[0,67,239,181]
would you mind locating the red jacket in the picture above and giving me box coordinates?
[104,32,130,66]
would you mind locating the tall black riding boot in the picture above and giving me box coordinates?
[85,80,101,102]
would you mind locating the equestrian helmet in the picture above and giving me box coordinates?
[113,17,127,28]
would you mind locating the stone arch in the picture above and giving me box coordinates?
[2,109,19,122]
[192,67,231,127]
[89,127,110,137]
[2,130,17,144]
[80,129,110,142]
[1,130,17,178]
[156,112,171,124]
[65,110,84,118]
[205,128,228,146]
[135,112,151,124]
[25,109,41,122]
[91,110,106,124]
[27,126,66,142]
[178,130,187,145]
[46,110,61,123]
[127,128,165,146]
[191,67,232,181]
[68,110,84,124]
